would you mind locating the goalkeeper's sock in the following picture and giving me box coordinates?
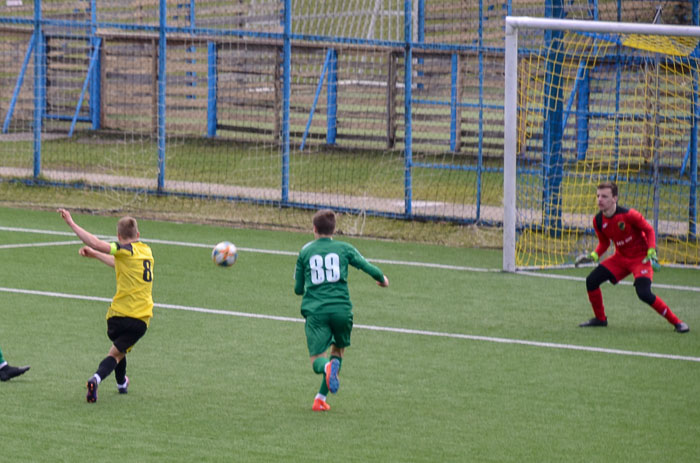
[651,297,680,325]
[95,356,118,382]
[0,346,5,365]
[587,288,607,321]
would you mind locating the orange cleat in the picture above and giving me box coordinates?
[312,398,331,412]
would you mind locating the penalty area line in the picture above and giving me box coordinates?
[1,286,698,363]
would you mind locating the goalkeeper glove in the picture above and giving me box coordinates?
[575,251,599,267]
[643,248,661,270]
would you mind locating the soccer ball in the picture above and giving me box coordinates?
[212,241,238,267]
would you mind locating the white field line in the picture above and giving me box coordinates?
[0,286,699,363]
[0,226,499,271]
[0,240,83,249]
[515,270,700,293]
[2,226,699,291]
[2,226,700,363]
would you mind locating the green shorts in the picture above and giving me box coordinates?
[304,310,354,356]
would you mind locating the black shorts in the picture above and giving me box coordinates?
[107,316,147,354]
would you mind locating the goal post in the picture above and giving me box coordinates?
[504,16,700,271]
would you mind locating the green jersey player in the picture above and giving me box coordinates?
[294,209,389,412]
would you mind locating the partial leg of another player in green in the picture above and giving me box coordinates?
[0,346,30,382]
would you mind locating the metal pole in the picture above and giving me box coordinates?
[157,0,167,192]
[503,20,518,272]
[281,0,291,203]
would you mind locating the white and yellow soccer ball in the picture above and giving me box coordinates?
[212,241,238,267]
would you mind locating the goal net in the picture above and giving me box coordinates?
[504,16,700,270]
[0,1,505,247]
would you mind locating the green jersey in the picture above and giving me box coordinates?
[294,237,384,316]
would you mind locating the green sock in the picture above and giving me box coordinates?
[312,357,328,375]
[318,377,329,396]
[0,346,5,365]
[313,357,330,395]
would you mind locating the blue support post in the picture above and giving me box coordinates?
[477,0,484,221]
[186,1,197,103]
[207,42,217,137]
[415,0,424,90]
[70,38,101,137]
[157,0,167,192]
[690,0,699,238]
[417,0,425,43]
[89,0,101,129]
[404,0,413,217]
[542,0,564,236]
[689,77,697,239]
[326,48,337,145]
[589,0,599,20]
[301,49,332,151]
[33,0,44,179]
[575,73,590,160]
[449,53,458,152]
[575,65,590,160]
[567,0,598,155]
[3,33,34,134]
[281,0,291,203]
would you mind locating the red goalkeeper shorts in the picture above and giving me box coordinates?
[601,252,654,283]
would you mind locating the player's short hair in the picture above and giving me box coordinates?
[597,181,618,197]
[117,216,139,240]
[313,209,336,235]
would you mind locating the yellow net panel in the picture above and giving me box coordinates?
[516,30,699,269]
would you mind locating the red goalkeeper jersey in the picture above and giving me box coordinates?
[593,206,655,260]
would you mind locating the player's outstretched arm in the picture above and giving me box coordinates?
[575,251,598,267]
[377,275,389,287]
[58,208,111,254]
[79,246,115,267]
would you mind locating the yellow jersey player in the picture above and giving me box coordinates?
[59,209,154,403]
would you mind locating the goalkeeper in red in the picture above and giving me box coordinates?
[294,209,389,412]
[576,182,689,333]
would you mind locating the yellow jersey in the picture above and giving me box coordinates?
[105,241,154,325]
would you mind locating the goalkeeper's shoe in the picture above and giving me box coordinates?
[312,398,331,412]
[117,376,129,394]
[0,364,30,382]
[325,358,340,394]
[579,317,608,327]
[86,377,98,403]
[674,322,690,333]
